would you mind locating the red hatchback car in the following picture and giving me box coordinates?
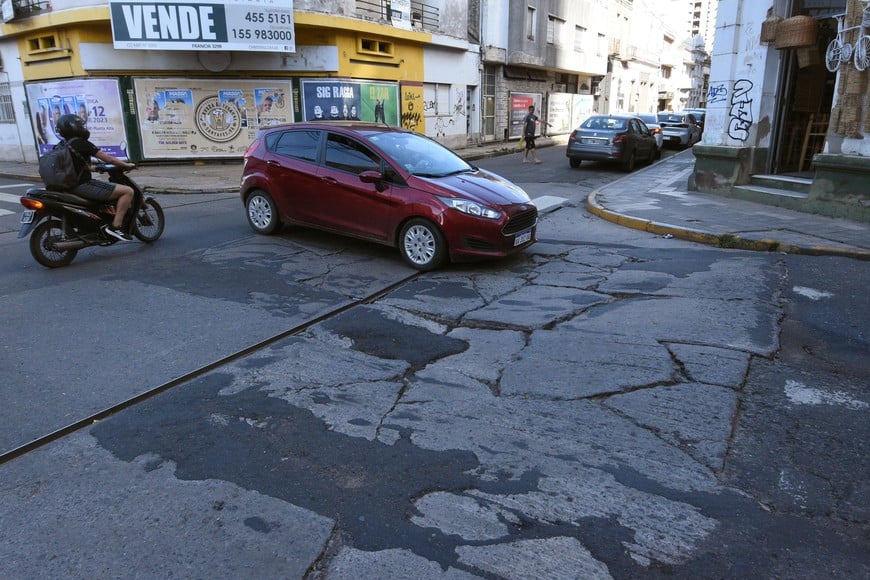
[240,122,538,270]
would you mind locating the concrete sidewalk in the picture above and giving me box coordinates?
[2,138,867,260]
[586,150,870,260]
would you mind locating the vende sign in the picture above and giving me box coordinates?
[109,0,294,53]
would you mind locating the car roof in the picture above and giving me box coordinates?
[258,121,410,136]
[587,113,639,120]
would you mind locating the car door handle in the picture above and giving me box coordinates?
[267,160,282,167]
[320,176,338,184]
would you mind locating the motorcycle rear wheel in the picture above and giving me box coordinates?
[30,218,77,268]
[132,198,165,243]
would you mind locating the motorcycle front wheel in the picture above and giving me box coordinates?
[132,197,165,243]
[30,218,77,268]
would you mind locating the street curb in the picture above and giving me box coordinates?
[586,190,870,261]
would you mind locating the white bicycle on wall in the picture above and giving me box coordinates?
[826,2,870,72]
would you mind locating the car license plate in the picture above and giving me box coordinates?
[20,210,35,224]
[514,229,532,246]
[581,138,602,145]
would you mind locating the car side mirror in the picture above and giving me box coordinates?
[359,170,387,192]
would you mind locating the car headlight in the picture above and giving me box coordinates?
[437,196,502,219]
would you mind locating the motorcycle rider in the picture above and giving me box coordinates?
[55,113,136,241]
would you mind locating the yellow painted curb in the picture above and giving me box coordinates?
[586,191,870,261]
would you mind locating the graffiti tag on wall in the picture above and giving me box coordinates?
[401,86,423,131]
[707,83,728,104]
[728,80,754,142]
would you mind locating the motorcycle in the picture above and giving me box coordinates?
[18,164,165,268]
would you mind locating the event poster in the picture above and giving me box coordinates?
[135,78,292,159]
[508,92,543,139]
[25,78,128,157]
[300,79,399,125]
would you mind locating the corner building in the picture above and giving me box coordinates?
[0,0,474,162]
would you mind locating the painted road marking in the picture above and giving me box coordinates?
[793,286,833,300]
[0,192,24,204]
[784,379,867,410]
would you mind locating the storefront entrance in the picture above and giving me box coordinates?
[769,5,845,176]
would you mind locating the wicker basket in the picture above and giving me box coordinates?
[775,15,818,49]
[761,15,783,43]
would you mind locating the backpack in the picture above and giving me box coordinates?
[38,139,85,190]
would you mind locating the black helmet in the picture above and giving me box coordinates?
[56,113,90,140]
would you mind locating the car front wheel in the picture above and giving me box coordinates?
[399,218,447,271]
[246,190,281,235]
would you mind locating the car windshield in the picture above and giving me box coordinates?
[637,114,657,125]
[368,131,472,176]
[658,114,686,123]
[582,117,627,130]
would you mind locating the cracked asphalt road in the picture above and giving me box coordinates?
[0,167,867,578]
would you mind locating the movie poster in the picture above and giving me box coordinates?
[25,78,128,157]
[134,78,292,159]
[300,79,399,125]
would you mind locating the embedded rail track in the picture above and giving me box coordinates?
[0,271,421,467]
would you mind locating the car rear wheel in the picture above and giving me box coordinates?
[622,149,636,172]
[399,218,447,271]
[246,189,281,235]
[569,158,581,169]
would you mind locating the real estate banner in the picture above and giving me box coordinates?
[134,77,292,159]
[109,0,295,53]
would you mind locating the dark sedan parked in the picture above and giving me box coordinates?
[240,122,538,271]
[566,114,658,172]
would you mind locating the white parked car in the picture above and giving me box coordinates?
[633,113,663,159]
[656,112,702,149]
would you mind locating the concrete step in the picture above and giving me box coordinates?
[733,184,809,205]
[749,174,812,195]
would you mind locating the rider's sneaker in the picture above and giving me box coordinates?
[101,224,133,242]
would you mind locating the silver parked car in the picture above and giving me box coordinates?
[656,112,702,148]
[565,114,658,172]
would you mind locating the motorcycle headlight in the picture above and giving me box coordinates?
[437,196,502,220]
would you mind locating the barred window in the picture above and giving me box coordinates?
[0,83,14,123]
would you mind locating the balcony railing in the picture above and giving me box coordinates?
[356,0,439,32]
[7,0,51,21]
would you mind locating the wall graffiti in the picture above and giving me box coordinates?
[728,79,754,141]
[707,83,728,104]
[433,116,455,137]
[400,85,424,132]
[453,89,466,118]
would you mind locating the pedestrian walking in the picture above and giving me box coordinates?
[522,105,550,164]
